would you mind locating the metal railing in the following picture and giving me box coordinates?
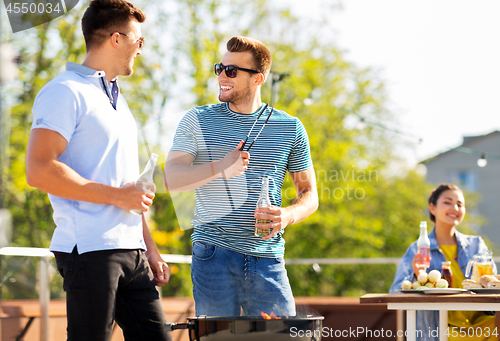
[2,247,499,341]
[0,247,193,341]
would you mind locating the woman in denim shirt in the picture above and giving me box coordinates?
[390,184,496,341]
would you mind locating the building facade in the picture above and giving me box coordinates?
[424,131,500,247]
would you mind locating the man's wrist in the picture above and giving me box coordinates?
[108,186,117,206]
[106,185,121,207]
[282,207,295,226]
[213,160,224,178]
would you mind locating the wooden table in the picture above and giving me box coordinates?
[360,293,500,341]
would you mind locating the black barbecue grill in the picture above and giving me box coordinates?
[166,315,324,341]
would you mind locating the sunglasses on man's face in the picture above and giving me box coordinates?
[111,32,145,49]
[214,63,259,78]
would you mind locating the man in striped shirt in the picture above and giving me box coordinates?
[164,36,318,316]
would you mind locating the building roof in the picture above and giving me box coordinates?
[421,130,500,164]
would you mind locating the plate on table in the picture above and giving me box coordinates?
[396,289,424,294]
[467,288,500,294]
[419,288,468,295]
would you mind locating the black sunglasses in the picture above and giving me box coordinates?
[214,63,259,78]
[111,32,145,49]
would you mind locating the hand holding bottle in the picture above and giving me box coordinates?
[255,176,271,237]
[412,253,428,276]
[113,182,154,213]
[412,221,431,275]
[136,181,156,194]
[130,153,158,215]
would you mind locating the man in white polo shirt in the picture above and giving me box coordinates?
[25,1,171,340]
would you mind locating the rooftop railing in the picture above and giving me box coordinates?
[3,247,498,341]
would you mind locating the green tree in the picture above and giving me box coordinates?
[2,0,470,299]
[147,0,435,297]
[1,0,176,298]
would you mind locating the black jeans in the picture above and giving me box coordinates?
[53,247,172,341]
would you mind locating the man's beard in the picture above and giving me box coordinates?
[218,86,251,106]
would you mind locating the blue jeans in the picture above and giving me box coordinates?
[191,241,296,316]
[53,247,172,341]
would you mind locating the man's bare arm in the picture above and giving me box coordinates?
[283,167,319,225]
[26,128,153,212]
[143,215,170,286]
[163,141,249,192]
[255,167,318,239]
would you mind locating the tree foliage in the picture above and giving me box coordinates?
[146,0,433,297]
[2,0,455,299]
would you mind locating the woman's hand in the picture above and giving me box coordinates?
[411,253,427,277]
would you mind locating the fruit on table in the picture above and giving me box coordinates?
[436,278,449,288]
[428,270,441,283]
[402,270,450,290]
[401,280,412,290]
[418,271,428,284]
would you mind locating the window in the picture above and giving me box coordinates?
[447,170,478,191]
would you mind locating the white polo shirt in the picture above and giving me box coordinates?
[31,62,145,254]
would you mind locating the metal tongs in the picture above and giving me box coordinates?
[222,104,274,211]
[239,104,274,151]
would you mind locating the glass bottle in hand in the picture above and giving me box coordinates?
[255,176,271,237]
[130,153,158,215]
[415,221,431,270]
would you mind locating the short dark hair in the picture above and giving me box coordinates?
[81,0,146,51]
[227,36,272,80]
[428,183,463,223]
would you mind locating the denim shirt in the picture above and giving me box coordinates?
[389,228,492,340]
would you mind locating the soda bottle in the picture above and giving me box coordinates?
[254,176,272,237]
[441,261,453,288]
[416,221,431,270]
[130,153,158,215]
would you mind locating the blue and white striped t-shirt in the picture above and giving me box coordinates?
[170,102,313,258]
